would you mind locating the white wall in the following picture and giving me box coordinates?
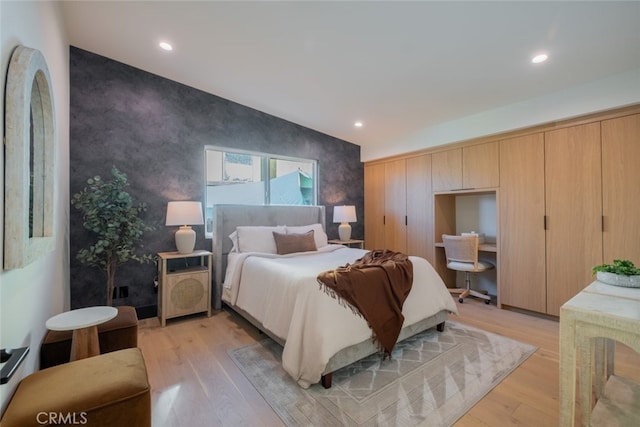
[362,67,640,161]
[0,0,69,414]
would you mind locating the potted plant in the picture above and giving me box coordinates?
[592,259,640,288]
[72,166,154,305]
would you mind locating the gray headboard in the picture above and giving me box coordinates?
[211,204,326,309]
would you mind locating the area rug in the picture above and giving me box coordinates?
[229,321,536,427]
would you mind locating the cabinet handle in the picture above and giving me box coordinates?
[383,215,386,225]
[405,216,408,226]
[544,216,547,230]
[602,215,605,232]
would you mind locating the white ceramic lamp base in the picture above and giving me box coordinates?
[338,223,352,241]
[175,226,196,254]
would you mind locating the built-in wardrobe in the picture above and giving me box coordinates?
[364,106,640,317]
[364,155,434,262]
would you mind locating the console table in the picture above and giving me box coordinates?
[559,281,640,426]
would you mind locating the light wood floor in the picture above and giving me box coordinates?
[138,300,640,426]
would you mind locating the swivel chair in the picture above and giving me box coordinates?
[442,234,493,304]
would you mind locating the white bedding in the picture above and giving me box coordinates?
[222,245,458,388]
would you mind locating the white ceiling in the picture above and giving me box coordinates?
[60,1,640,160]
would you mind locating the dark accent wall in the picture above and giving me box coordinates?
[70,46,363,313]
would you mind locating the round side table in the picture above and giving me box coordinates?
[46,306,118,361]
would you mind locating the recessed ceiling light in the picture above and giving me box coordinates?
[532,53,548,64]
[159,42,173,51]
[354,121,363,128]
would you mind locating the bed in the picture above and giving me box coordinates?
[212,204,458,388]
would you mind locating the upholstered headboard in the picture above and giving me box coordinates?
[211,204,326,309]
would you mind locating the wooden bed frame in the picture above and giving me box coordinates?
[211,204,449,388]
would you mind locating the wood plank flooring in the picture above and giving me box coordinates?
[138,300,640,426]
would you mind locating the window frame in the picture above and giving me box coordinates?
[204,145,319,236]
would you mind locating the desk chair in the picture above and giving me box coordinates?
[442,234,494,304]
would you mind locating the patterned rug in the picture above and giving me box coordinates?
[229,321,536,426]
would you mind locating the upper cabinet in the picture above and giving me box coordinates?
[432,142,499,191]
[463,142,499,189]
[432,148,462,191]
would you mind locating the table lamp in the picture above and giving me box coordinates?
[165,201,204,254]
[333,205,357,241]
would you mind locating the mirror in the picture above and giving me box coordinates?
[4,46,55,269]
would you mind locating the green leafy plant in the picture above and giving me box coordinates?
[592,259,640,276]
[72,166,154,305]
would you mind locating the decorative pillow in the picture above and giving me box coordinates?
[273,230,317,255]
[286,224,328,248]
[236,226,286,253]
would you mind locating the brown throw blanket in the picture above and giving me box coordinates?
[317,249,413,356]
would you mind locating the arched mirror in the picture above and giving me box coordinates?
[4,46,55,269]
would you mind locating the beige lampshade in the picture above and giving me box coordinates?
[165,201,204,226]
[333,205,357,224]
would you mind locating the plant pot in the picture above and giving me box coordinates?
[596,271,640,288]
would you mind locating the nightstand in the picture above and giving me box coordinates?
[328,239,365,249]
[157,250,212,327]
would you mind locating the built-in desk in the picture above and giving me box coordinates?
[434,242,497,253]
[559,281,640,426]
[433,189,499,299]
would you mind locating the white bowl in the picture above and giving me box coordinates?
[596,271,640,288]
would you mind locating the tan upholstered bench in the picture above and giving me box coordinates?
[40,306,138,369]
[1,348,150,427]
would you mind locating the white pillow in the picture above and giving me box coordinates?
[286,224,328,248]
[236,226,286,253]
[223,252,240,288]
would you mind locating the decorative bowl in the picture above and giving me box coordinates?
[596,271,640,288]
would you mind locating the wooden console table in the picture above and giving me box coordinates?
[559,281,640,426]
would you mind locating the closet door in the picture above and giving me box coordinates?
[406,154,433,262]
[384,159,407,253]
[545,123,603,316]
[364,163,385,250]
[499,133,546,313]
[602,113,640,265]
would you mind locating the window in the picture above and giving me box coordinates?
[205,146,318,234]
